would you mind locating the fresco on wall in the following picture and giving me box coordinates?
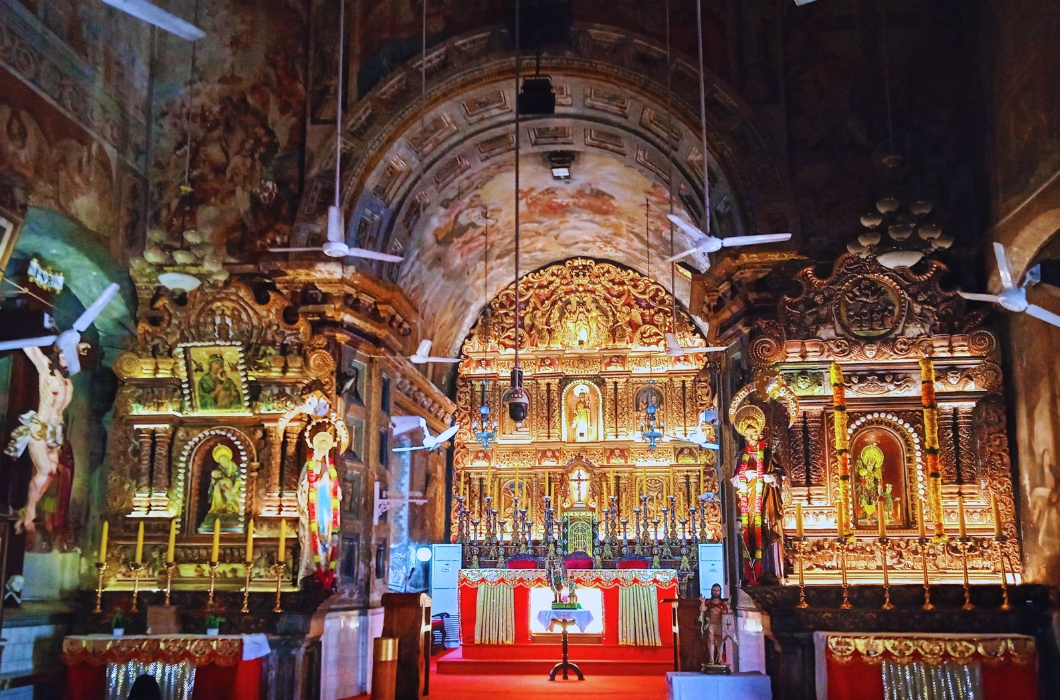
[0,67,121,242]
[397,152,695,357]
[152,0,308,259]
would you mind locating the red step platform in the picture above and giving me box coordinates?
[436,643,674,676]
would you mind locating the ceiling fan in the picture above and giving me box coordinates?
[392,421,461,453]
[958,242,1060,327]
[268,0,403,264]
[664,215,791,265]
[663,332,728,357]
[669,410,720,450]
[0,283,121,375]
[101,0,205,41]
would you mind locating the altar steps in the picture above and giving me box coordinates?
[436,645,674,676]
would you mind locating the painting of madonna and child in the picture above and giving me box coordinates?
[187,346,246,413]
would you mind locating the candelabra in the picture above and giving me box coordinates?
[93,562,108,614]
[794,538,809,609]
[129,562,144,612]
[838,537,852,610]
[207,561,219,609]
[878,537,894,610]
[496,520,507,566]
[163,562,177,606]
[918,537,935,610]
[689,508,698,546]
[955,537,974,610]
[632,509,642,554]
[271,562,286,613]
[620,519,629,555]
[995,535,1011,611]
[473,380,499,449]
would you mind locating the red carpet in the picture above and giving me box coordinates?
[438,644,673,676]
[344,650,670,699]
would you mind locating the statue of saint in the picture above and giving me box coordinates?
[700,584,729,668]
[298,430,342,588]
[571,397,592,441]
[732,405,772,585]
[205,443,242,518]
[5,346,73,534]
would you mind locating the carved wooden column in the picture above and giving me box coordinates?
[136,427,154,494]
[266,424,283,498]
[150,425,172,512]
[282,422,303,497]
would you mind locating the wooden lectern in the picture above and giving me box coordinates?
[381,592,432,700]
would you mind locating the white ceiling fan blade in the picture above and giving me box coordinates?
[958,292,1002,303]
[435,424,460,444]
[392,445,427,453]
[1025,304,1060,328]
[0,336,58,352]
[56,333,82,375]
[993,242,1014,290]
[343,248,405,263]
[73,283,121,332]
[663,247,703,264]
[702,346,729,352]
[101,0,205,40]
[415,340,432,357]
[268,246,326,253]
[391,415,427,437]
[421,357,462,363]
[721,233,792,247]
[666,214,705,238]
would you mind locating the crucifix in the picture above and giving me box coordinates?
[570,469,589,505]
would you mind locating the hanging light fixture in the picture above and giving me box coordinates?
[503,0,530,428]
[638,198,666,452]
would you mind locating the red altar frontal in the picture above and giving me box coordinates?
[444,569,677,676]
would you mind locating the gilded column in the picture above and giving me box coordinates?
[136,427,154,495]
[266,424,283,497]
[150,425,172,512]
[920,358,944,537]
[282,422,303,496]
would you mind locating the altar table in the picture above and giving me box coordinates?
[667,672,773,700]
[62,635,264,700]
[458,569,676,647]
[814,632,1038,700]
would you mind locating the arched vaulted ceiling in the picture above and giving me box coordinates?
[291,24,797,357]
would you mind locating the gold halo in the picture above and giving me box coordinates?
[211,444,234,462]
[734,405,766,439]
[303,417,350,453]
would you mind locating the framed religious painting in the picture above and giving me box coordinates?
[179,343,248,414]
[0,208,23,286]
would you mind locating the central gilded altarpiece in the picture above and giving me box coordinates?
[451,259,721,571]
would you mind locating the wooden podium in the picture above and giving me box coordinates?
[381,592,432,700]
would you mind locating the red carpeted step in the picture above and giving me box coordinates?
[437,646,674,676]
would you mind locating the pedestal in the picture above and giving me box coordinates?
[667,671,773,700]
[380,592,432,700]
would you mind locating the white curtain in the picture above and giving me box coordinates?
[475,585,515,644]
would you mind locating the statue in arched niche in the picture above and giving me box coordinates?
[565,383,598,443]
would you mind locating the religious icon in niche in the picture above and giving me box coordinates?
[195,438,244,532]
[836,276,904,338]
[5,346,73,534]
[568,466,591,505]
[564,383,599,442]
[851,427,908,528]
[186,345,246,413]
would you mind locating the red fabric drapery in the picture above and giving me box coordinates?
[64,658,262,700]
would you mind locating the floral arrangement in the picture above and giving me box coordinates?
[919,358,945,538]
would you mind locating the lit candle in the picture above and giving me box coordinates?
[245,519,255,563]
[917,497,926,539]
[98,520,109,564]
[278,519,287,562]
[878,497,887,539]
[957,492,967,539]
[134,520,145,565]
[166,519,177,564]
[795,503,804,539]
[992,493,1002,538]
[514,464,520,502]
[211,517,221,563]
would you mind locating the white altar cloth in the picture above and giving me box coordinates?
[667,671,773,700]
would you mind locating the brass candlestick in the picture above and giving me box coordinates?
[917,537,934,610]
[795,538,809,609]
[129,563,144,612]
[271,563,286,613]
[878,537,894,610]
[241,565,253,613]
[956,538,974,610]
[163,562,177,606]
[207,561,219,609]
[995,536,1011,611]
[838,537,852,610]
[93,562,108,614]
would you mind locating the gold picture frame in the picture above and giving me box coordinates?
[180,343,248,414]
[0,209,24,288]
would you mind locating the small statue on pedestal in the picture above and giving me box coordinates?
[700,583,732,674]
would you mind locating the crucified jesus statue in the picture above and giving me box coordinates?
[5,346,73,534]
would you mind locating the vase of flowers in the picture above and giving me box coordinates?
[112,611,128,637]
[205,614,223,636]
